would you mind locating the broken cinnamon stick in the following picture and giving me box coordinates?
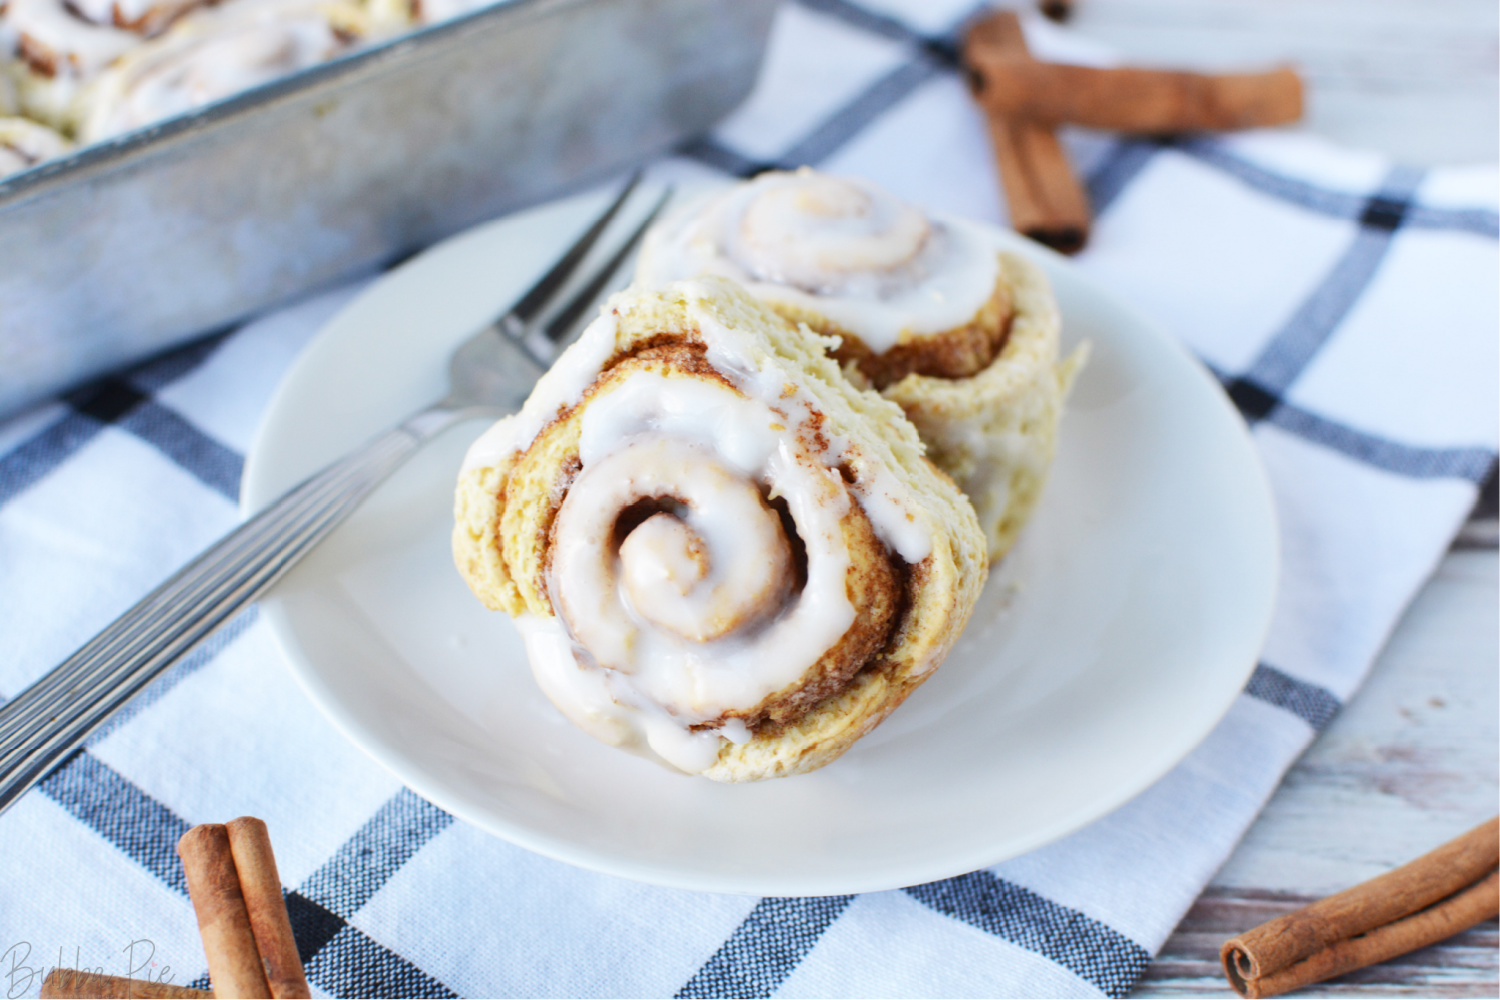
[964,11,1090,253]
[1037,0,1073,23]
[40,969,211,999]
[226,817,311,1000]
[985,116,1090,254]
[178,824,271,999]
[1221,816,1500,998]
[967,57,1304,134]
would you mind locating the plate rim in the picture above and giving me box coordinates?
[245,191,1280,896]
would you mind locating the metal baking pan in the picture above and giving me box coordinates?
[0,0,776,418]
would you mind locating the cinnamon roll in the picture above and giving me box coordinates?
[1,0,137,77]
[635,169,1084,562]
[78,0,367,141]
[453,278,987,781]
[1,0,139,129]
[0,113,68,175]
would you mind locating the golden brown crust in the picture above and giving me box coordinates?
[453,460,520,613]
[789,272,1015,389]
[883,252,1081,562]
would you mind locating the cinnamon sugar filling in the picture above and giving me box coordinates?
[517,338,909,734]
[815,275,1015,390]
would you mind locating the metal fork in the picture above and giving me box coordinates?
[0,175,673,816]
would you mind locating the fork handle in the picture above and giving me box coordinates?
[0,404,468,816]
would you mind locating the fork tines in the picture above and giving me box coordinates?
[496,172,676,356]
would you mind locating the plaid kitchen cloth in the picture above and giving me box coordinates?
[1,2,1496,997]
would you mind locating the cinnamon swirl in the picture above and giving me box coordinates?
[635,169,1084,562]
[453,278,986,781]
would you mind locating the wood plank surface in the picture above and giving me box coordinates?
[1135,551,1498,997]
[1056,2,1500,997]
[1139,888,1497,997]
[1064,0,1498,164]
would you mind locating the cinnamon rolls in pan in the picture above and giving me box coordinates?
[1,0,144,131]
[635,169,1084,562]
[78,0,366,142]
[0,0,418,162]
[453,278,987,781]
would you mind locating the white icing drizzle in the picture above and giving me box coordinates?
[465,282,940,773]
[460,286,935,563]
[634,169,1000,354]
[677,284,934,565]
[553,378,856,720]
[460,311,619,475]
[4,0,138,77]
[517,614,729,774]
[734,171,929,287]
[558,440,794,655]
[65,0,200,35]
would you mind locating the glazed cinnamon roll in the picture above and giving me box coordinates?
[1,0,137,77]
[453,278,986,781]
[635,169,1084,562]
[78,0,367,141]
[0,0,221,132]
[0,113,68,175]
[1,0,139,129]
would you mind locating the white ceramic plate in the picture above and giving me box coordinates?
[245,185,1278,896]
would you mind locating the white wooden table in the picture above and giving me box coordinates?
[1051,2,1499,996]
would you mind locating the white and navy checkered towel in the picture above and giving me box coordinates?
[1,2,1495,997]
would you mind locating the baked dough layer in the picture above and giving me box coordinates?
[881,252,1084,562]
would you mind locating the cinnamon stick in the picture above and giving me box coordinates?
[964,11,1090,253]
[985,117,1090,254]
[178,824,271,999]
[967,57,1304,134]
[1037,0,1073,23]
[40,969,212,999]
[226,818,311,999]
[1221,817,1500,998]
